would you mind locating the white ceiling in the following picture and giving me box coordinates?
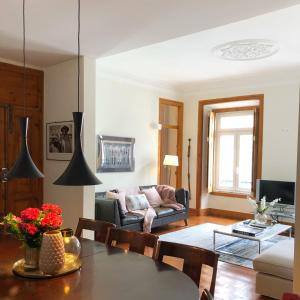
[97,4,300,92]
[0,0,299,67]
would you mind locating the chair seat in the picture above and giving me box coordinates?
[154,207,183,218]
[121,213,144,225]
[253,239,294,280]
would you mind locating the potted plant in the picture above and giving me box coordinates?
[3,203,62,270]
[248,196,281,224]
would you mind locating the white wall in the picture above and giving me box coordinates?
[95,69,179,192]
[44,57,97,230]
[182,79,299,212]
[294,90,300,293]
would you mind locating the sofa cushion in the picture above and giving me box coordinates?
[141,187,163,208]
[154,207,182,218]
[253,239,294,281]
[106,191,128,216]
[125,194,150,211]
[121,213,144,226]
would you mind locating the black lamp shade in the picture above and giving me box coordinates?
[8,117,44,179]
[53,112,102,186]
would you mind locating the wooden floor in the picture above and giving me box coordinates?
[152,215,272,300]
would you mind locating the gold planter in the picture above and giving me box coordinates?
[39,230,65,275]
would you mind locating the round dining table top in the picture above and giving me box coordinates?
[0,233,199,300]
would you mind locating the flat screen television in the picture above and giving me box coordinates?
[257,179,295,206]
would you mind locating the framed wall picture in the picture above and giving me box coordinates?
[97,135,135,172]
[46,121,74,161]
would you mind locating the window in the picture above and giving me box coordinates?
[208,108,257,196]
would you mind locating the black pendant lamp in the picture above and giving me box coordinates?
[53,0,101,186]
[8,0,44,179]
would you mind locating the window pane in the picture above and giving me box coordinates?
[238,134,253,190]
[218,135,234,188]
[220,113,254,129]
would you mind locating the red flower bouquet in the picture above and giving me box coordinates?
[4,203,63,248]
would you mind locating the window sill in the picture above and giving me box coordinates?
[210,191,251,199]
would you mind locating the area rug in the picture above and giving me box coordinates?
[159,223,290,269]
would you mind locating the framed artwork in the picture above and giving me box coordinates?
[46,121,74,161]
[97,135,135,172]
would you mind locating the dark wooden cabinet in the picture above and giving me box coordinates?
[0,62,43,215]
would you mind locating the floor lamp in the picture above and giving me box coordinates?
[163,155,179,186]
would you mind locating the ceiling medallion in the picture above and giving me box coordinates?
[213,39,279,61]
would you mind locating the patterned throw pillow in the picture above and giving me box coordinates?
[141,187,163,208]
[125,194,150,211]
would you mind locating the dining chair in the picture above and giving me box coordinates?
[282,294,300,300]
[201,289,214,300]
[156,241,219,296]
[75,217,116,243]
[106,227,158,258]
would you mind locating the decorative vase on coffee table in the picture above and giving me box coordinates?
[254,212,268,225]
[39,230,65,275]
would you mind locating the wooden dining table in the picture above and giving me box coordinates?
[0,233,199,300]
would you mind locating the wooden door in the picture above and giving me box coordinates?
[6,109,43,214]
[0,62,43,215]
[158,98,183,188]
[0,106,7,213]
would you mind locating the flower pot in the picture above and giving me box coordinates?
[39,230,65,275]
[24,245,39,271]
[255,212,268,224]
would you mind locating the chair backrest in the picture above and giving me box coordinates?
[106,227,158,258]
[156,241,219,296]
[283,294,300,300]
[201,289,214,300]
[75,218,116,243]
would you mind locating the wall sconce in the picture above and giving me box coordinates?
[151,123,162,130]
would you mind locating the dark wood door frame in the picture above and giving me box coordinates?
[158,98,184,188]
[195,94,264,215]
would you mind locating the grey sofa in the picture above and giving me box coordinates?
[95,185,189,231]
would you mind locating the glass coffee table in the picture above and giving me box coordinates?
[213,221,292,257]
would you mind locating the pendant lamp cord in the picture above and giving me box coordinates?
[77,0,80,112]
[23,0,26,116]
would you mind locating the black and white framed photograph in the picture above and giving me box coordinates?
[97,135,135,172]
[46,121,74,161]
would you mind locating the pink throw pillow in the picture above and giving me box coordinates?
[142,187,163,208]
[106,191,128,214]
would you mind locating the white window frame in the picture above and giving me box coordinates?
[213,110,254,195]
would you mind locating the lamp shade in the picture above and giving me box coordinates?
[163,155,179,167]
[8,117,44,179]
[53,112,102,186]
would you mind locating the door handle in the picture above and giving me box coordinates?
[1,168,8,182]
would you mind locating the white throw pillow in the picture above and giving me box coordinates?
[106,191,128,215]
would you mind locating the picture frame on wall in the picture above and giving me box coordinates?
[46,121,74,161]
[97,135,135,172]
